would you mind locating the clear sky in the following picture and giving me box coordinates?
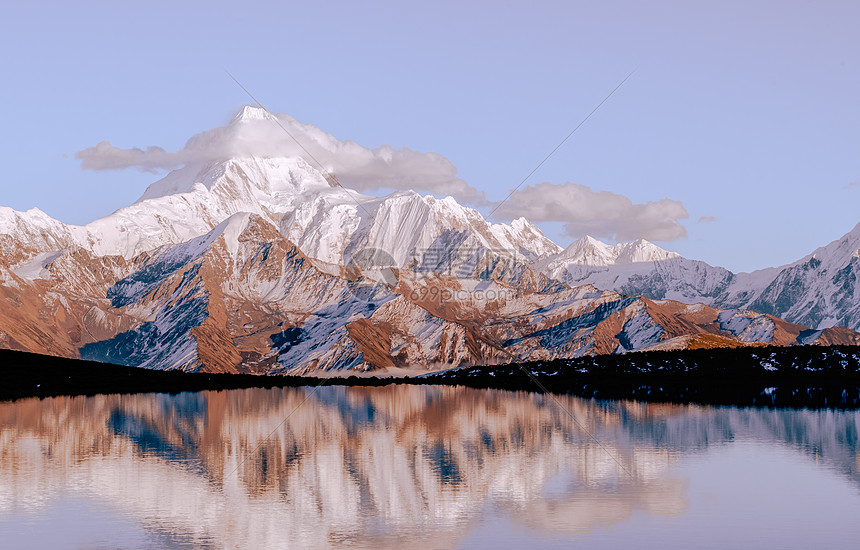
[1,0,858,272]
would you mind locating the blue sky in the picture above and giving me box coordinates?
[1,0,858,272]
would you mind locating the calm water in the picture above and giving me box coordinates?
[1,386,859,549]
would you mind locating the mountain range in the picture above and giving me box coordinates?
[539,224,860,333]
[1,106,858,374]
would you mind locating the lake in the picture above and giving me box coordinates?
[1,385,859,549]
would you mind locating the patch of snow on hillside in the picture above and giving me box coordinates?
[11,251,65,280]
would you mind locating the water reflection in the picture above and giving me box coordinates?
[0,386,858,548]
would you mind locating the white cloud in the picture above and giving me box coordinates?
[697,215,717,223]
[491,182,689,242]
[77,142,176,173]
[76,106,488,205]
[844,181,860,190]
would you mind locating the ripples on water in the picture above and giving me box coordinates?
[1,386,859,549]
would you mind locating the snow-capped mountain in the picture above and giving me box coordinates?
[535,236,680,271]
[1,105,858,373]
[534,228,860,332]
[534,236,735,304]
[2,209,854,374]
[100,108,562,267]
[730,223,860,330]
[5,107,559,272]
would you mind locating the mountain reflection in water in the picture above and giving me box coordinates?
[0,386,859,549]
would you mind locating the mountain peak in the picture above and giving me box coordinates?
[559,235,615,265]
[578,235,606,246]
[554,235,679,267]
[232,105,276,123]
[510,217,529,229]
[615,239,680,264]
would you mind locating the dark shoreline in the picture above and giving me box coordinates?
[0,349,326,402]
[3,346,860,409]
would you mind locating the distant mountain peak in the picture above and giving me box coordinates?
[550,235,679,267]
[616,238,681,264]
[232,105,277,123]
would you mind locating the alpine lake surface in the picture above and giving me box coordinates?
[1,385,859,549]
